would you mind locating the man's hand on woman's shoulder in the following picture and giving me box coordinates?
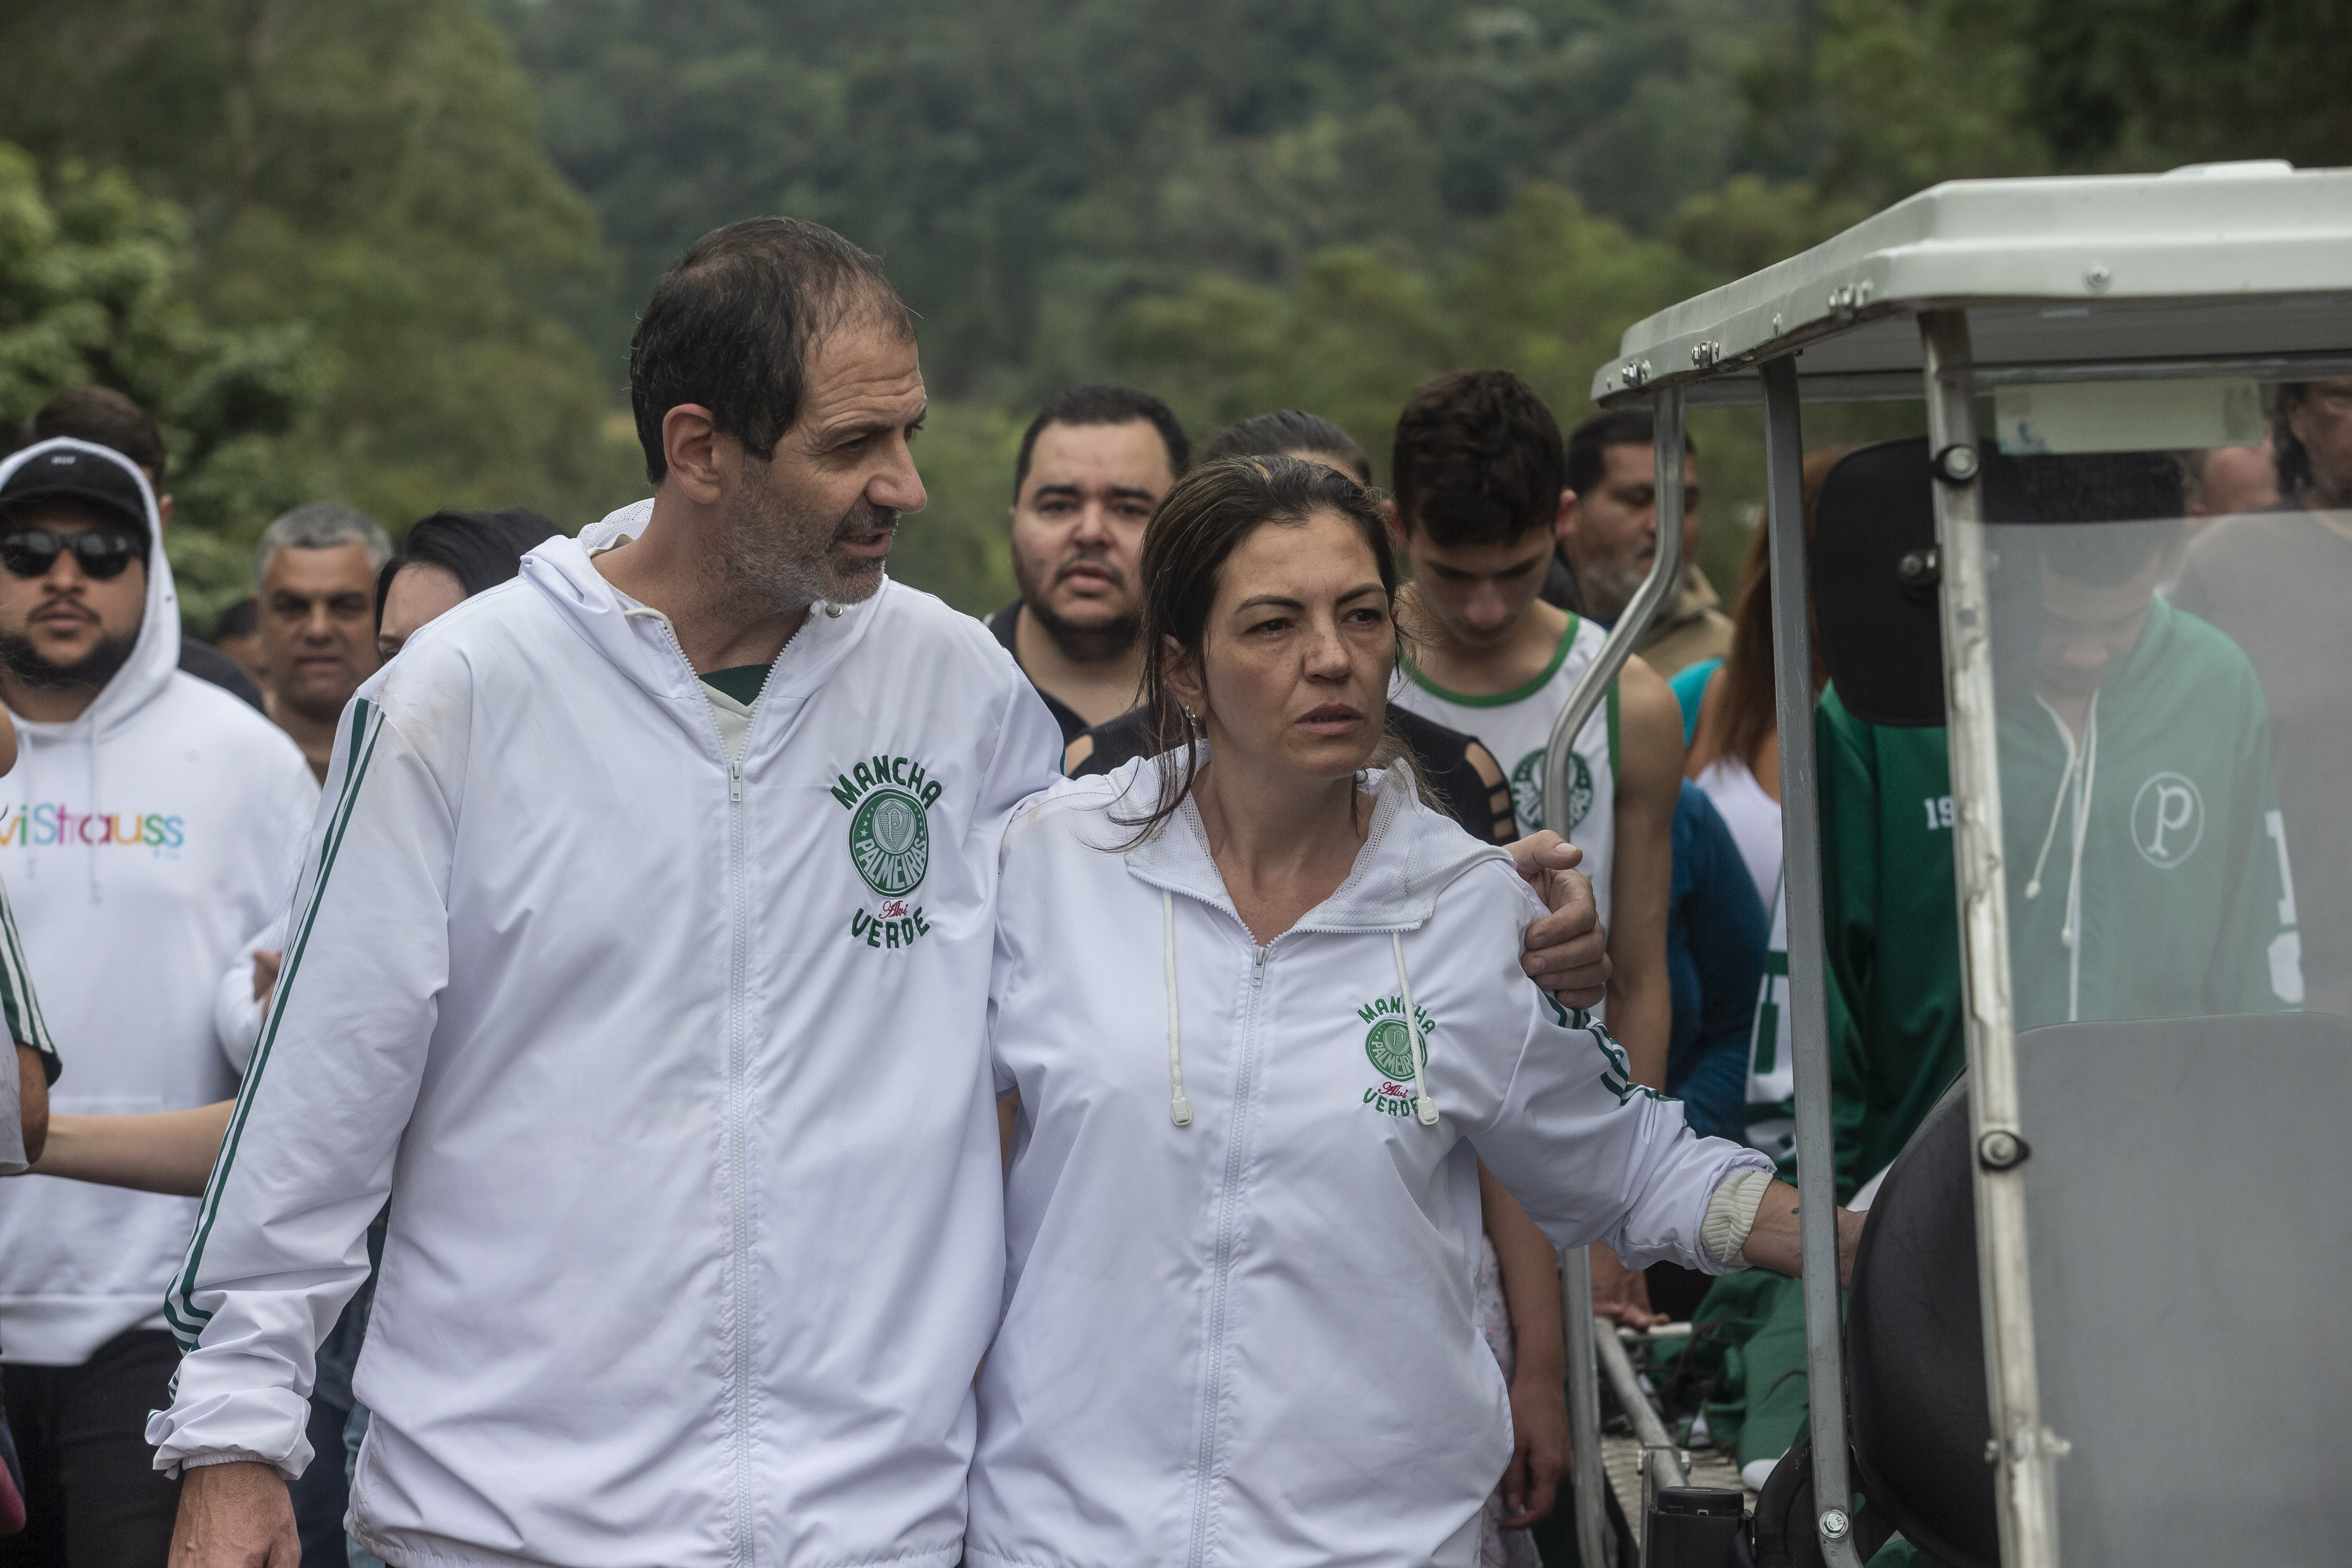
[1507,832,1610,1012]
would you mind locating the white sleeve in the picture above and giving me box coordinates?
[978,681,1062,1102]
[213,911,289,1077]
[1461,887,1773,1271]
[149,688,458,1479]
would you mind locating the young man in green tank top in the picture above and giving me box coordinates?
[1382,370,1687,1332]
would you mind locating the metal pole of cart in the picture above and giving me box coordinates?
[1546,385,1685,1568]
[1560,1248,1612,1567]
[1916,310,2060,1568]
[1757,353,1867,1568]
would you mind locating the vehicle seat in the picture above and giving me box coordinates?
[1843,1075,1997,1568]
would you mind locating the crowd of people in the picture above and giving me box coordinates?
[0,211,2336,1568]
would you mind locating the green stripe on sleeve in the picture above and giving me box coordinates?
[0,877,54,1063]
[166,699,386,1345]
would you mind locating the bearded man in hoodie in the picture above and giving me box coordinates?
[0,439,316,1567]
[153,218,1607,1568]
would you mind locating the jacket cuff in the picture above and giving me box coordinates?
[146,1381,315,1481]
[1700,1168,1774,1270]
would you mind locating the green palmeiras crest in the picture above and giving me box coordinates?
[849,786,931,896]
[1364,1016,1421,1080]
[1509,748,1591,835]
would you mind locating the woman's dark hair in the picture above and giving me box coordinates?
[1117,455,1406,844]
[1199,411,1372,485]
[375,509,558,630]
[1686,447,1844,779]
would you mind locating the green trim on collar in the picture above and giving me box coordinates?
[1401,613,1581,709]
[700,664,772,706]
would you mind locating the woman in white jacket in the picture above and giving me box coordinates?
[975,456,1855,1568]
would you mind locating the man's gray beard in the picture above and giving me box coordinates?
[1011,551,1139,666]
[0,629,137,692]
[710,473,895,618]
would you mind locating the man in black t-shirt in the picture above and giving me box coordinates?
[988,387,1187,744]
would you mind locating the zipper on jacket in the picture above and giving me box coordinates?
[722,728,753,1563]
[639,610,759,1564]
[1188,937,1273,1568]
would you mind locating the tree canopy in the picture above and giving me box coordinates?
[1,0,2340,617]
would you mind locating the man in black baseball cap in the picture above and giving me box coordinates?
[0,438,317,1568]
[0,444,154,696]
[20,386,267,711]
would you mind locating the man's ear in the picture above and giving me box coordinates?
[660,405,731,506]
[1382,497,1409,552]
[1553,487,1579,549]
[156,494,174,529]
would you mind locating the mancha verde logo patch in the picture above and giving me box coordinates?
[831,755,945,934]
[1357,993,1440,1116]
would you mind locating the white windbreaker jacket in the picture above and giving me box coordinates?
[972,760,1770,1568]
[150,537,1063,1568]
[0,438,315,1366]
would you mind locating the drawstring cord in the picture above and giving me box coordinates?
[2023,691,2099,951]
[1163,890,1192,1126]
[1392,931,1438,1125]
[1157,890,1436,1131]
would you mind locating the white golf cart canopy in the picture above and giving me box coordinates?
[1589,162,2352,407]
[1545,163,2352,1568]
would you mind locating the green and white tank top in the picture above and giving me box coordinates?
[1392,613,1620,926]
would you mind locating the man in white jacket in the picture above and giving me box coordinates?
[156,219,1608,1568]
[0,438,316,1565]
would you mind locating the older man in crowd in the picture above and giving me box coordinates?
[253,505,390,784]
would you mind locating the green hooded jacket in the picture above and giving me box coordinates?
[1758,600,2297,1200]
[1995,596,2298,1031]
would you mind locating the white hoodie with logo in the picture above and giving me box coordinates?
[0,438,316,1366]
[972,759,1771,1568]
[149,534,1063,1568]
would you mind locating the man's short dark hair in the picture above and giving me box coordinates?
[1390,370,1563,547]
[1013,387,1190,499]
[1563,407,1697,500]
[23,387,167,483]
[213,598,259,642]
[1200,410,1372,485]
[628,217,915,485]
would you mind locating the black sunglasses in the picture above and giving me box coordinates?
[0,530,141,581]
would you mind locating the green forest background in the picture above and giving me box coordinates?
[0,0,2342,625]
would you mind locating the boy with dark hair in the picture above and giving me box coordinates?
[1386,369,1688,1327]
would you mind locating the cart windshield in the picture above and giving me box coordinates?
[1979,376,2350,1028]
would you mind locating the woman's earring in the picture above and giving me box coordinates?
[1181,705,1200,730]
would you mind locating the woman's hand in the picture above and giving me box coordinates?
[1507,833,1609,1012]
[1499,1361,1568,1528]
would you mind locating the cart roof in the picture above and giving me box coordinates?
[1591,162,2352,406]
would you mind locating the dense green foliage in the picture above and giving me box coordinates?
[0,0,640,623]
[0,0,2341,617]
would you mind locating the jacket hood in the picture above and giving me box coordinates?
[1107,750,1514,932]
[0,436,181,740]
